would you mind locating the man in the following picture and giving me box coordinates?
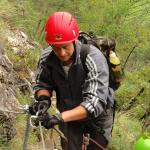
[29,11,115,150]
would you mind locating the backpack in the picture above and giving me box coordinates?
[79,31,122,91]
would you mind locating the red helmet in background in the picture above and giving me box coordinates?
[45,11,79,45]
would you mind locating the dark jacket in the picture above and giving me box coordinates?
[33,41,114,117]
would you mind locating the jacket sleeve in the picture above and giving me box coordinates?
[33,47,54,93]
[80,45,110,118]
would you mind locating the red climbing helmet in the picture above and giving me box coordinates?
[45,11,79,44]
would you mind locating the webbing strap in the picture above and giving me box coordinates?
[80,44,90,73]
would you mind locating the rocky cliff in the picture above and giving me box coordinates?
[0,29,37,142]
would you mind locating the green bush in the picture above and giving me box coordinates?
[111,112,142,150]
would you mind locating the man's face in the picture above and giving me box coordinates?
[51,42,74,63]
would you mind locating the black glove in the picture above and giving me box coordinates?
[38,113,64,129]
[29,95,51,115]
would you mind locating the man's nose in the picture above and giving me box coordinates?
[59,48,66,57]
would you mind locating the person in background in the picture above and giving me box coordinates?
[29,11,115,150]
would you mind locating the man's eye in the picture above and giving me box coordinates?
[62,46,67,49]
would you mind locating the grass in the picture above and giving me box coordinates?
[111,112,142,150]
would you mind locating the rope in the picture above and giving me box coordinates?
[54,127,68,143]
[39,121,46,150]
[89,137,108,150]
[23,113,31,150]
[82,134,108,150]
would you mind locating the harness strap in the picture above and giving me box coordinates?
[80,44,90,73]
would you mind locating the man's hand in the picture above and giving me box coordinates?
[29,95,51,115]
[38,113,64,129]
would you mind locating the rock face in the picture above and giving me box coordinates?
[0,28,38,143]
[6,29,39,55]
[0,44,22,142]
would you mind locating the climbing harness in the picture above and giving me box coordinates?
[82,133,90,150]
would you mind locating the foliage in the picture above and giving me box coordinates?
[6,47,40,79]
[0,0,13,44]
[116,63,150,119]
[111,112,142,150]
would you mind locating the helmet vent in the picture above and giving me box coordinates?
[72,30,76,37]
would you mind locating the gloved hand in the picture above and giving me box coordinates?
[29,95,51,115]
[38,113,64,129]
